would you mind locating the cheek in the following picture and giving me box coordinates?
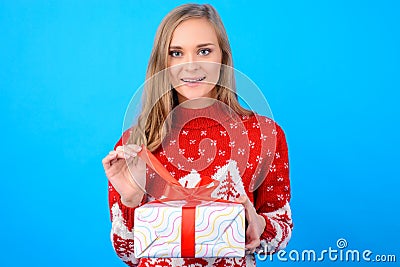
[167,57,177,68]
[207,64,221,83]
[168,67,181,86]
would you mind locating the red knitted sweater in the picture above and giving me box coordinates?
[108,102,292,267]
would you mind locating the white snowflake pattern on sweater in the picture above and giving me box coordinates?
[108,109,292,267]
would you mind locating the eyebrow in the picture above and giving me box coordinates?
[169,43,216,49]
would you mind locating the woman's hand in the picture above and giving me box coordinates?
[236,195,266,254]
[102,144,146,207]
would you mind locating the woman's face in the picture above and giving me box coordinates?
[167,18,222,104]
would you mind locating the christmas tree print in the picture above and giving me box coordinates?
[211,160,246,201]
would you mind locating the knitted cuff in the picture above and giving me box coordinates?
[259,213,275,241]
[117,195,147,231]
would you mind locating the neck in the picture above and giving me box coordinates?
[172,100,235,129]
[179,98,217,109]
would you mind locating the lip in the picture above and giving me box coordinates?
[180,76,206,83]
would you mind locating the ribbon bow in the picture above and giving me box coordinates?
[137,144,220,202]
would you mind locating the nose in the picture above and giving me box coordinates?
[183,53,200,71]
[184,61,200,72]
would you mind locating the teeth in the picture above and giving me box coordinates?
[182,77,205,82]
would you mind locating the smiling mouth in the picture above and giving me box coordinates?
[180,76,206,83]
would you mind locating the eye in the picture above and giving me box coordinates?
[198,48,211,56]
[169,50,182,57]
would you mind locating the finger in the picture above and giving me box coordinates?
[106,151,131,165]
[236,196,257,222]
[235,195,252,209]
[116,144,142,153]
[102,152,118,165]
[123,147,138,157]
[108,151,136,169]
[125,144,142,152]
[116,145,141,157]
[110,157,119,165]
[235,195,247,204]
[238,196,259,218]
[245,249,256,255]
[245,239,261,250]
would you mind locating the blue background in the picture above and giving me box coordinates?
[1,0,399,266]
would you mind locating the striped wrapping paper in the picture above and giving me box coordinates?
[134,200,245,258]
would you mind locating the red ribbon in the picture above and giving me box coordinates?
[137,145,221,200]
[137,145,234,257]
[181,205,196,257]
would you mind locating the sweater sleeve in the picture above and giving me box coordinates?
[253,123,293,254]
[108,132,146,267]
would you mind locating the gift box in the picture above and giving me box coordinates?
[134,200,245,258]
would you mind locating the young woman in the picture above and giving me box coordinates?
[102,4,292,267]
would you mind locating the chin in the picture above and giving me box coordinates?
[176,86,215,101]
[183,93,213,100]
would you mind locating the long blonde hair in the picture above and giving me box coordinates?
[128,4,253,151]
